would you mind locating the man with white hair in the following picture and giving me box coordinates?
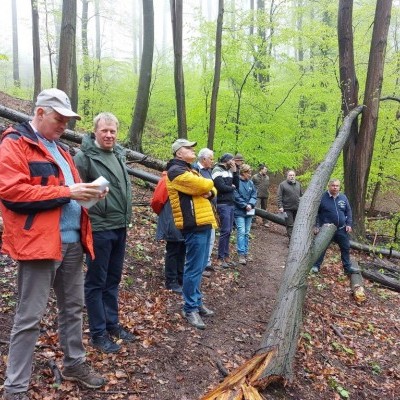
[193,148,216,275]
[0,88,105,399]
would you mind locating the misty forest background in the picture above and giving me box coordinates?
[0,0,399,243]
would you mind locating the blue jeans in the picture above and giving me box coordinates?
[85,228,126,338]
[314,227,352,273]
[217,204,234,259]
[182,229,211,313]
[235,216,252,255]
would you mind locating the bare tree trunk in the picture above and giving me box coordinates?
[57,0,78,130]
[31,0,41,102]
[129,0,154,152]
[81,0,91,118]
[346,0,393,237]
[95,0,101,61]
[207,0,224,150]
[12,0,20,88]
[170,0,187,138]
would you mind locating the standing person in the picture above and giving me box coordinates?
[74,112,137,354]
[311,179,355,275]
[167,139,217,330]
[212,153,239,268]
[234,164,257,265]
[277,170,303,239]
[151,169,185,293]
[0,88,105,399]
[251,164,270,226]
[233,153,245,169]
[193,148,216,274]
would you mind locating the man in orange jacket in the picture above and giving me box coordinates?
[0,89,105,400]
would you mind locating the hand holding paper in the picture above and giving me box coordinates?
[74,176,110,209]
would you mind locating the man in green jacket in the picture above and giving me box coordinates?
[75,112,137,354]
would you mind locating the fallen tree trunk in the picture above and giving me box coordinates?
[349,239,400,259]
[202,105,364,398]
[360,265,400,292]
[0,105,167,171]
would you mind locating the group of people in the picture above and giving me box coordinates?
[0,89,135,399]
[0,88,355,399]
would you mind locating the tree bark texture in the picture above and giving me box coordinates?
[12,0,20,88]
[129,0,154,152]
[170,0,187,138]
[207,0,224,150]
[253,106,364,385]
[345,0,393,237]
[31,0,41,103]
[57,0,78,130]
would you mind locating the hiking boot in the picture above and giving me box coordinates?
[198,305,215,317]
[3,391,29,400]
[182,310,205,330]
[202,270,212,277]
[90,334,121,353]
[205,265,215,272]
[166,282,183,294]
[238,256,247,265]
[108,326,140,342]
[62,362,105,389]
[224,257,237,267]
[216,259,229,269]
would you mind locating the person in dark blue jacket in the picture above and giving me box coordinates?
[234,164,257,265]
[312,179,355,275]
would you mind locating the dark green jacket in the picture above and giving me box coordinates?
[74,134,132,231]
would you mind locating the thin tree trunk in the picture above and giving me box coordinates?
[31,0,41,103]
[129,0,154,152]
[170,0,187,138]
[207,0,224,150]
[12,0,20,88]
[81,0,91,118]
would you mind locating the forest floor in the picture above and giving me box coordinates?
[0,91,399,400]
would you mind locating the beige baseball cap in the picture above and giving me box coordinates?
[36,88,81,120]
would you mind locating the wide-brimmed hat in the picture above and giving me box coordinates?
[172,138,197,154]
[36,88,81,120]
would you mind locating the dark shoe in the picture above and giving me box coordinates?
[205,265,215,271]
[3,391,29,400]
[62,362,105,389]
[217,259,229,269]
[198,305,214,317]
[224,257,237,267]
[166,282,183,294]
[202,270,212,277]
[90,334,121,353]
[108,326,140,342]
[182,310,205,329]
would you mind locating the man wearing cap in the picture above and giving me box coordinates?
[167,139,217,330]
[75,112,138,354]
[0,88,105,399]
[212,153,240,268]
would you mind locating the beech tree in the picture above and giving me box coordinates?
[57,0,78,129]
[170,0,187,138]
[11,0,20,88]
[207,0,224,150]
[31,0,41,101]
[340,0,393,237]
[129,0,154,152]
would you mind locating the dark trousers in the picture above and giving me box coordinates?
[85,228,126,338]
[165,240,185,286]
[285,209,298,238]
[314,228,352,273]
[216,204,234,259]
